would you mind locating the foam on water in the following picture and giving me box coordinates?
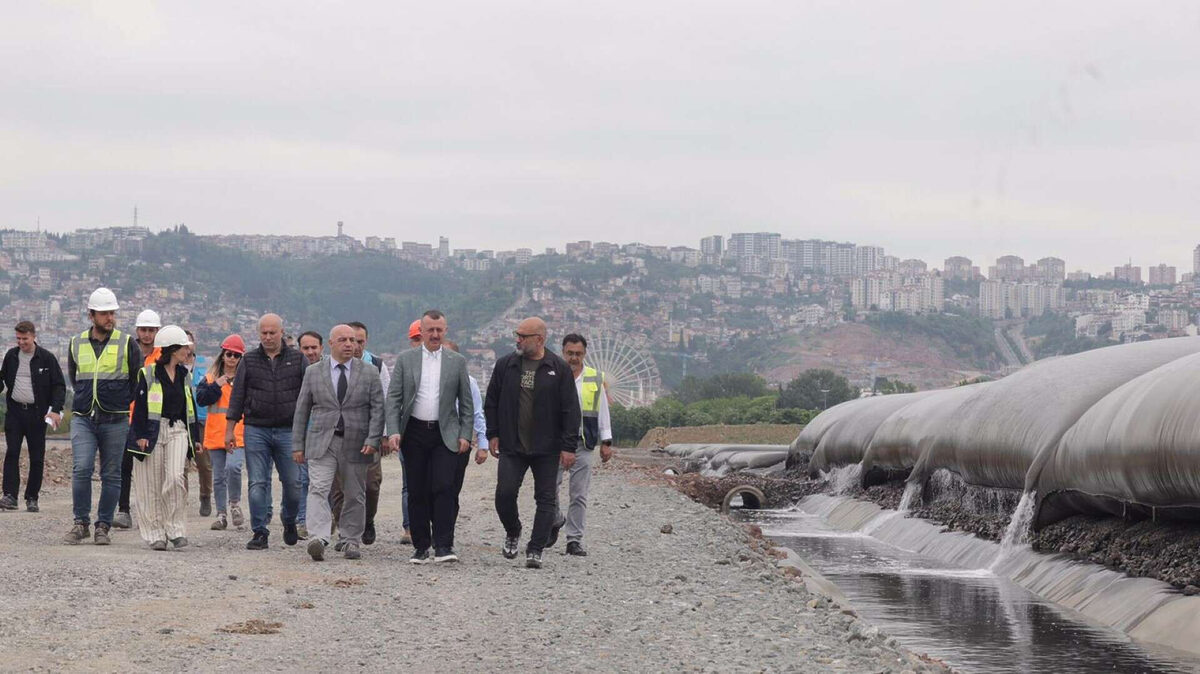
[821,463,862,495]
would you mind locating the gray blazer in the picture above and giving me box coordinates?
[386,346,473,452]
[292,356,384,462]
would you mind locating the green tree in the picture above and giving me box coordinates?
[777,369,856,410]
[874,376,917,394]
[673,373,771,404]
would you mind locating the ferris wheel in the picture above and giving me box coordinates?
[583,330,662,408]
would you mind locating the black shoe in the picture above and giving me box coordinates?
[362,521,376,546]
[409,549,431,565]
[547,516,566,548]
[0,495,17,510]
[246,532,269,550]
[502,534,520,559]
[333,540,349,553]
[434,548,459,563]
[199,497,212,517]
[282,522,299,546]
[24,499,38,513]
[525,550,542,569]
[566,541,588,556]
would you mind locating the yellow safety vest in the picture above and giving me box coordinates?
[69,328,131,414]
[579,366,603,449]
[128,365,197,457]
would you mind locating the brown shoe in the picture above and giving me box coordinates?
[93,523,111,546]
[63,521,90,545]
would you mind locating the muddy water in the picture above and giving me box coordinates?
[743,509,1200,673]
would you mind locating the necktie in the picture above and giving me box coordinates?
[336,363,347,435]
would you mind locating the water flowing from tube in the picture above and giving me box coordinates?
[990,490,1036,572]
[821,464,862,496]
[897,481,919,512]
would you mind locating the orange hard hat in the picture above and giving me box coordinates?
[408,319,422,340]
[220,334,246,354]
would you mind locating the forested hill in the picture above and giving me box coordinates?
[134,230,518,351]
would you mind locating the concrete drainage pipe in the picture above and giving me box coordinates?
[722,486,766,514]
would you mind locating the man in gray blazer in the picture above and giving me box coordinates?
[292,324,384,561]
[386,310,474,564]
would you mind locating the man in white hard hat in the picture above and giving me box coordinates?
[112,308,163,529]
[63,288,141,545]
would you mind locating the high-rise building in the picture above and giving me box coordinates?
[897,258,928,275]
[438,237,450,259]
[1194,245,1200,277]
[728,232,781,261]
[1114,263,1143,284]
[1148,263,1177,286]
[1034,257,1066,283]
[699,235,723,259]
[989,255,1026,282]
[854,246,884,275]
[943,256,974,281]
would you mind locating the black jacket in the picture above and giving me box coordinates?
[0,345,67,416]
[128,364,201,458]
[226,344,305,428]
[485,349,581,455]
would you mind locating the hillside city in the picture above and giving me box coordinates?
[2,222,1199,403]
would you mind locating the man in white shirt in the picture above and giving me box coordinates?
[386,310,474,563]
[552,333,614,557]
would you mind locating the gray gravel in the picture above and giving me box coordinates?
[0,445,947,672]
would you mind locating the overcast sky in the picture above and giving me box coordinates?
[3,2,1198,274]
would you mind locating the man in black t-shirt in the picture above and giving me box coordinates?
[483,316,581,569]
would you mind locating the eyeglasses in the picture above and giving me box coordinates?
[514,331,542,340]
[224,351,243,359]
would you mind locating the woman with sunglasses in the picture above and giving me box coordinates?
[195,334,247,530]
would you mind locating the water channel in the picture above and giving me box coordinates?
[740,507,1200,673]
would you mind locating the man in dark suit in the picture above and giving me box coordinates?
[483,316,581,569]
[292,324,384,561]
[386,310,474,564]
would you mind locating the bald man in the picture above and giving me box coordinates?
[226,313,307,550]
[484,317,581,569]
[293,325,384,561]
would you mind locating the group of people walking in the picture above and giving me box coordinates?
[0,287,614,568]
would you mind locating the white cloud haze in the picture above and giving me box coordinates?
[2,1,1199,273]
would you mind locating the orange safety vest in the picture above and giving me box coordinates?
[202,372,245,449]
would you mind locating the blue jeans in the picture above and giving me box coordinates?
[70,415,127,525]
[244,425,299,535]
[210,447,245,513]
[296,462,309,524]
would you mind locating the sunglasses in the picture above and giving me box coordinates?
[514,331,541,340]
[224,351,243,359]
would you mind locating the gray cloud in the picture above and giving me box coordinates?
[2,1,1198,272]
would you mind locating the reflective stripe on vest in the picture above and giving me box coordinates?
[71,328,130,413]
[580,366,602,418]
[141,366,197,426]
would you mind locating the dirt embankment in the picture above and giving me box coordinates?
[637,424,799,448]
[760,322,987,389]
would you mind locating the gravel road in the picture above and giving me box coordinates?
[0,443,946,672]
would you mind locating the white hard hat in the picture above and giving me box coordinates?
[87,287,120,311]
[153,325,192,349]
[135,309,162,328]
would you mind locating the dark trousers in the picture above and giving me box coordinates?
[495,451,560,553]
[119,448,134,512]
[3,404,47,500]
[451,449,470,521]
[401,421,464,552]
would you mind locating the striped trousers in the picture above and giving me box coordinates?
[132,420,190,545]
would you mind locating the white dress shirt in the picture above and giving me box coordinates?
[577,369,613,444]
[412,345,442,422]
[330,357,352,395]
